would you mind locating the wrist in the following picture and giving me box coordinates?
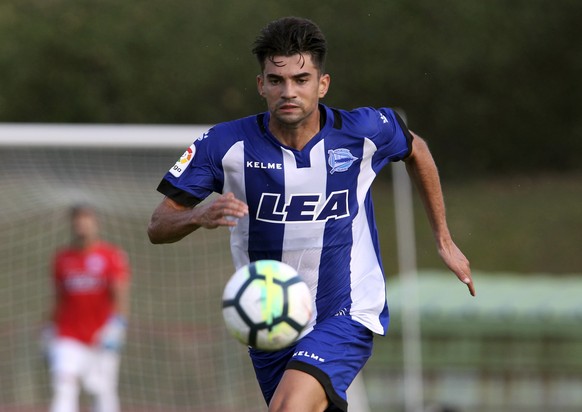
[434,228,452,246]
[110,314,128,327]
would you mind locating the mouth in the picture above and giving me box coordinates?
[277,103,300,113]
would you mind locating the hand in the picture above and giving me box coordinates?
[196,192,249,229]
[98,315,127,351]
[438,239,476,297]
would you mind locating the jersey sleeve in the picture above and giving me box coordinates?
[109,247,131,282]
[157,127,224,206]
[376,108,414,162]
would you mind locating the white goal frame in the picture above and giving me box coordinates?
[0,123,212,148]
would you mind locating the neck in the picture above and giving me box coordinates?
[73,237,98,250]
[269,106,323,150]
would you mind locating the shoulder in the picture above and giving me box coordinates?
[98,243,131,269]
[206,114,260,140]
[193,115,260,153]
[96,242,127,257]
[331,106,400,136]
[53,247,73,262]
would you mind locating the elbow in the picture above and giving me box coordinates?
[147,222,165,244]
[147,222,183,244]
[147,231,160,245]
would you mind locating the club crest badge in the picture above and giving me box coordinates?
[327,148,358,174]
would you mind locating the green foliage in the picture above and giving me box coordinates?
[0,0,581,176]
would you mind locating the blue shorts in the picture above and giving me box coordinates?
[249,315,374,412]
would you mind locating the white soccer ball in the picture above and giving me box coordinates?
[222,260,313,351]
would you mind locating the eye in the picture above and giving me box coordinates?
[268,78,281,85]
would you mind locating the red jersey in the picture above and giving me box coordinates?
[53,241,130,344]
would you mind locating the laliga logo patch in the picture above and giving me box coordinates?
[170,144,195,177]
[327,148,357,174]
[179,147,193,164]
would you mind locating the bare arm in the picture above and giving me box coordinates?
[404,132,476,296]
[147,192,249,244]
[98,264,131,348]
[112,278,131,320]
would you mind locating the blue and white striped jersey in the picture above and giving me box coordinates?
[157,104,413,335]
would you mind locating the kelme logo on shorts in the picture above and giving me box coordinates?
[293,350,325,362]
[328,148,357,174]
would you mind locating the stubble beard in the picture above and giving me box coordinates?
[272,101,314,130]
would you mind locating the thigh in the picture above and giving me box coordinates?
[269,368,328,412]
[285,316,373,412]
[51,338,91,378]
[250,316,373,412]
[84,349,120,393]
[249,345,295,405]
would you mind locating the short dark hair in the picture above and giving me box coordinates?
[69,203,97,218]
[252,17,327,73]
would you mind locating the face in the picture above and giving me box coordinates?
[71,210,99,246]
[257,53,330,129]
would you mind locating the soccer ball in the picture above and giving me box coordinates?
[222,260,313,351]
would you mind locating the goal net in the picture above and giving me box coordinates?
[0,124,266,411]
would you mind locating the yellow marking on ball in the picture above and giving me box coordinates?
[263,262,275,333]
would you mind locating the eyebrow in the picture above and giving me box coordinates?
[265,72,312,80]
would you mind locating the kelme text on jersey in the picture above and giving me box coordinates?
[246,160,283,170]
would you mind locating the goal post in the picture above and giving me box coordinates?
[0,123,212,148]
[391,109,424,412]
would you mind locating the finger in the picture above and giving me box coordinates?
[460,275,476,297]
[220,218,239,227]
[454,265,475,297]
[217,193,248,214]
[223,206,246,219]
[226,201,249,216]
[466,281,476,297]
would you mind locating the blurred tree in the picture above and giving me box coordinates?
[0,0,580,176]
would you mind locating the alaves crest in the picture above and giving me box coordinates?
[327,148,357,174]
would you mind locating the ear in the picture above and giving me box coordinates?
[318,73,330,98]
[257,75,265,97]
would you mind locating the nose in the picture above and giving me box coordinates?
[280,80,297,99]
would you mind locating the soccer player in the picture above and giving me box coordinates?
[148,16,475,412]
[44,204,131,412]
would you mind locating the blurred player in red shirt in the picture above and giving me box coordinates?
[44,204,131,412]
